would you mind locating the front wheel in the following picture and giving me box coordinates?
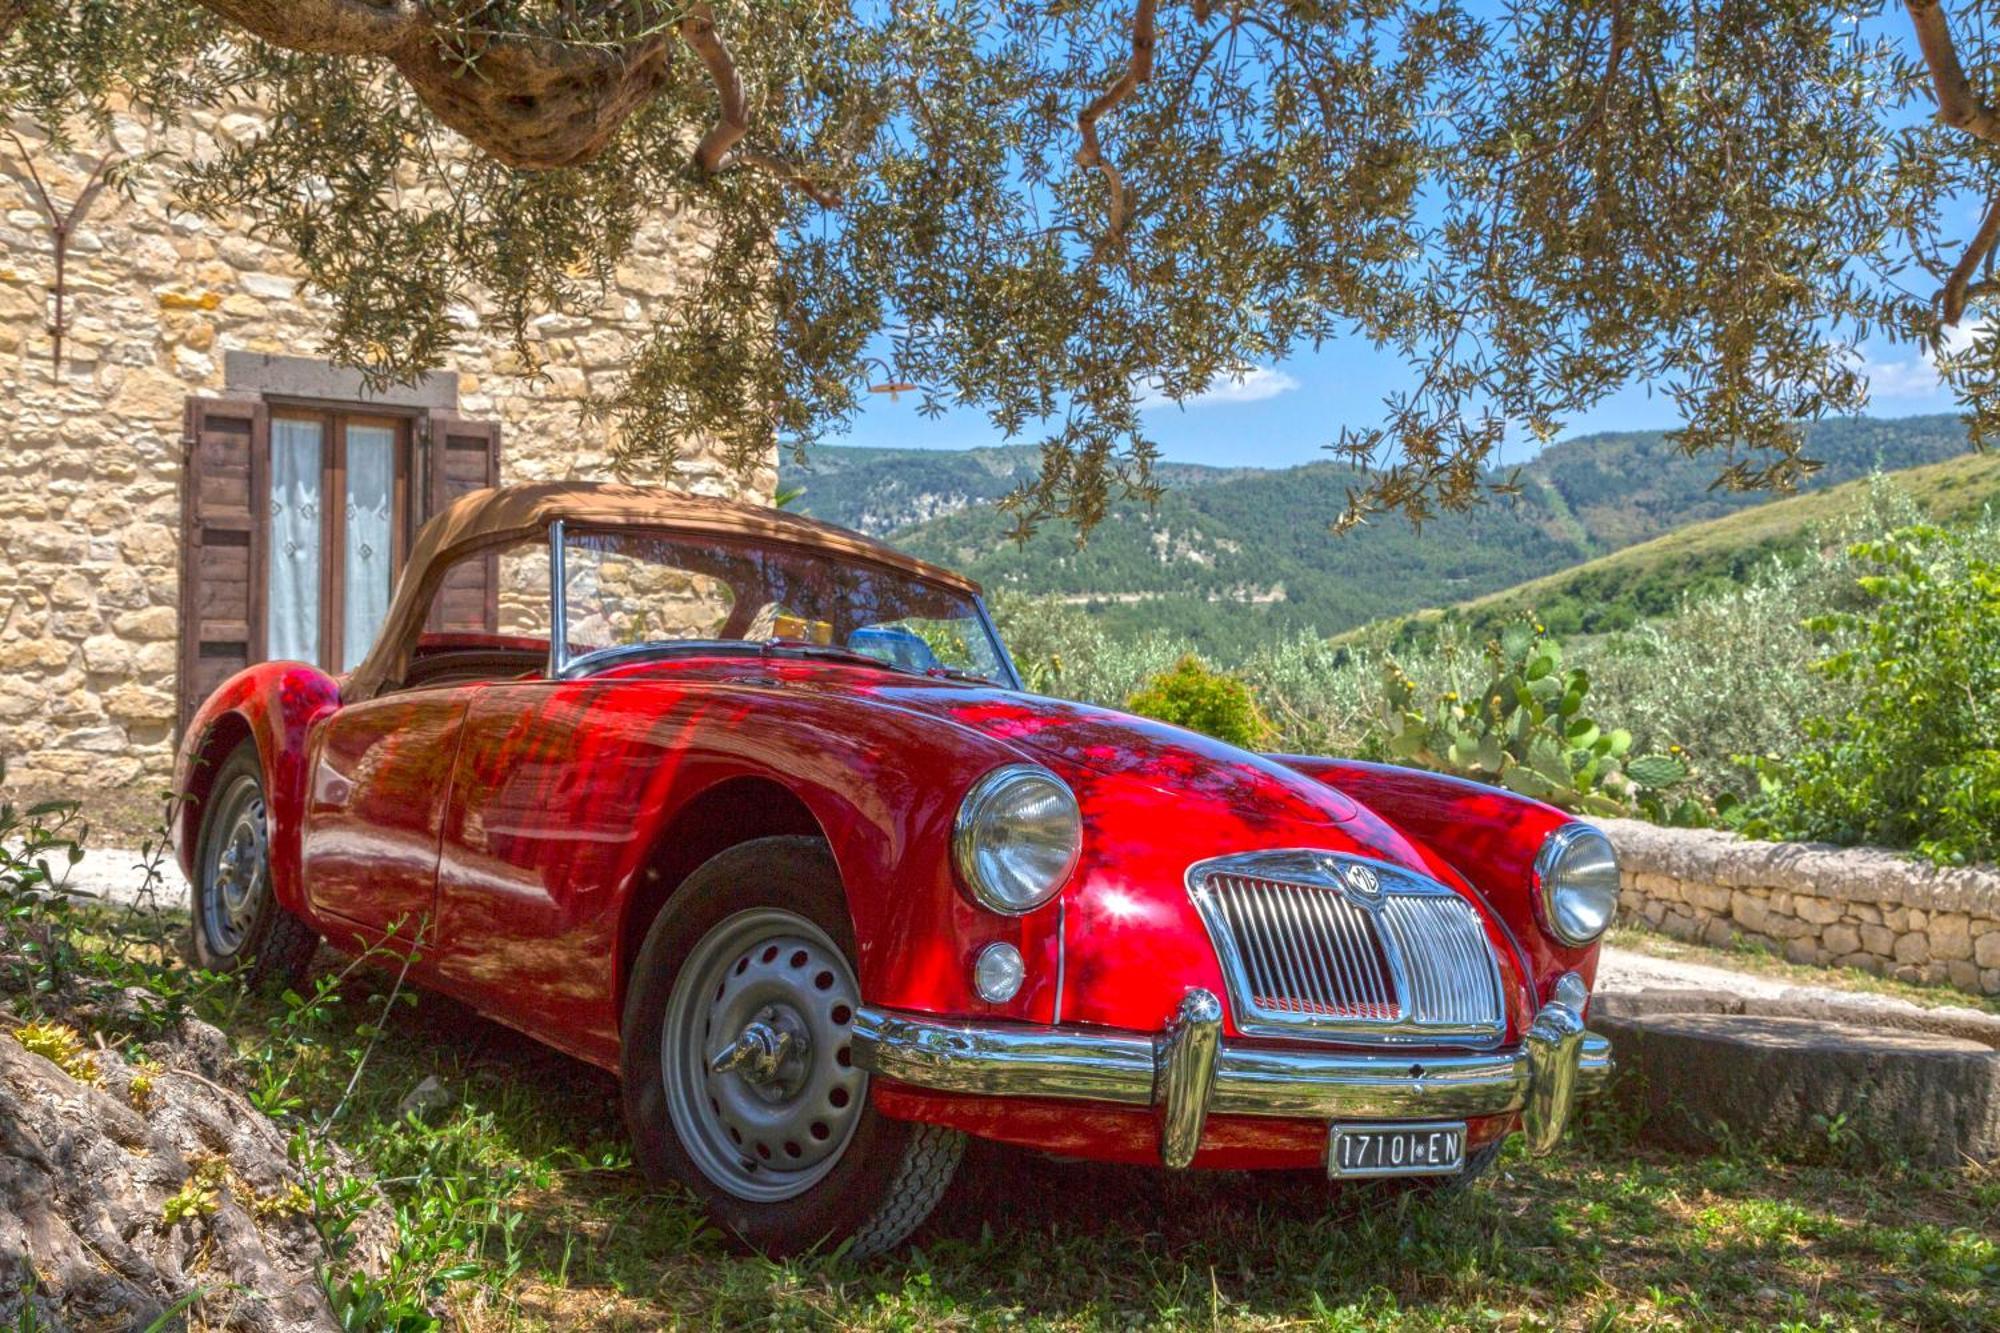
[186,742,318,986]
[621,837,963,1257]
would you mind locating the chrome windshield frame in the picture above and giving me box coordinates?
[547,518,568,679]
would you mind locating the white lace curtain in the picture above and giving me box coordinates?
[267,417,397,670]
[342,424,395,671]
[267,418,323,664]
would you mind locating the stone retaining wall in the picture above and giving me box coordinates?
[1600,818,2000,996]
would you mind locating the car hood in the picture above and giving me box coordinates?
[855,679,1372,832]
[839,677,1495,1033]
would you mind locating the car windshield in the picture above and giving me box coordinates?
[558,527,1016,686]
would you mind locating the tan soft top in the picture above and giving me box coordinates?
[346,481,980,701]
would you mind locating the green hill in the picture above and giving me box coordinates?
[1338,448,2000,650]
[785,414,1978,652]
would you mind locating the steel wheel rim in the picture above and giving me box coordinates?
[661,907,868,1203]
[201,773,268,957]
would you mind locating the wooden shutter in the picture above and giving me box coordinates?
[177,397,268,733]
[423,412,502,633]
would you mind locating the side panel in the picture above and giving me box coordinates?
[300,689,470,940]
[1271,757,1596,1001]
[427,676,1052,1070]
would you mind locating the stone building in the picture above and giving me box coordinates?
[0,105,772,790]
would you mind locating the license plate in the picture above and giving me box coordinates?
[1327,1120,1467,1179]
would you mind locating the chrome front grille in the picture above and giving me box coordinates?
[1206,873,1397,1019]
[1188,850,1507,1046]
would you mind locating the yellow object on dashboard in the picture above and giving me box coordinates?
[772,614,833,646]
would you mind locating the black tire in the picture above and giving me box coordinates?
[621,836,964,1258]
[185,742,318,987]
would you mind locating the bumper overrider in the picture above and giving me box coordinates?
[852,972,1610,1169]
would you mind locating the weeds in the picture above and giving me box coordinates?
[9,1020,97,1083]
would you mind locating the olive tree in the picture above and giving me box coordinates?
[3,2,1996,534]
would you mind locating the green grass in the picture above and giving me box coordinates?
[273,980,2000,1330]
[68,908,1984,1332]
[1337,451,2000,650]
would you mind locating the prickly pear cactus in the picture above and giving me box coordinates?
[1377,617,1689,816]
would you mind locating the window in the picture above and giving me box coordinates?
[266,409,411,672]
[178,397,500,729]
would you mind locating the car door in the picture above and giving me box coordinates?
[299,686,472,946]
[428,677,689,1064]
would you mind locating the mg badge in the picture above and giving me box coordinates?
[1336,860,1382,902]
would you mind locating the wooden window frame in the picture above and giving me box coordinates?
[265,403,417,673]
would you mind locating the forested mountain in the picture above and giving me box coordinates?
[785,414,1974,650]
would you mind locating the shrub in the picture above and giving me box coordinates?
[1581,565,1857,804]
[1376,618,1691,818]
[1,786,90,1000]
[1125,654,1274,749]
[1579,479,1923,803]
[1234,633,1378,757]
[1753,520,2000,865]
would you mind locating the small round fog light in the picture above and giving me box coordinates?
[973,942,1025,1003]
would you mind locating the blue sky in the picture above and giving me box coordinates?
[834,333,1966,471]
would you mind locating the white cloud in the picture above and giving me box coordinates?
[1856,320,1990,400]
[1862,352,1944,399]
[1141,365,1300,411]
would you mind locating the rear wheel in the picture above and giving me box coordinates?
[186,743,318,986]
[621,837,963,1257]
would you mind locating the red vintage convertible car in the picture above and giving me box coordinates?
[175,482,1614,1255]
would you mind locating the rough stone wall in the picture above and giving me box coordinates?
[0,104,773,789]
[1603,818,2000,996]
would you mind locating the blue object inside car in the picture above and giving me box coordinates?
[848,625,941,673]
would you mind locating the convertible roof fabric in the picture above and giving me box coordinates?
[345,481,979,701]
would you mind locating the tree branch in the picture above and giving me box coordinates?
[1944,193,2000,325]
[675,3,747,174]
[193,0,673,169]
[195,0,425,57]
[734,149,843,208]
[675,3,842,207]
[1075,0,1158,246]
[1905,0,2000,144]
[1902,3,2000,325]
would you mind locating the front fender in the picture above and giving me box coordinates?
[521,680,1068,1029]
[173,663,342,917]
[1269,757,1599,1002]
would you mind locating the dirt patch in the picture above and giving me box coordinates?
[2,782,173,849]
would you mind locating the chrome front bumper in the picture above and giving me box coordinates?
[852,972,1611,1168]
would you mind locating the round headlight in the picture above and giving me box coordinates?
[953,764,1081,914]
[1534,823,1621,945]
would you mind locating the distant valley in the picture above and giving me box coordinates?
[782,415,1977,652]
